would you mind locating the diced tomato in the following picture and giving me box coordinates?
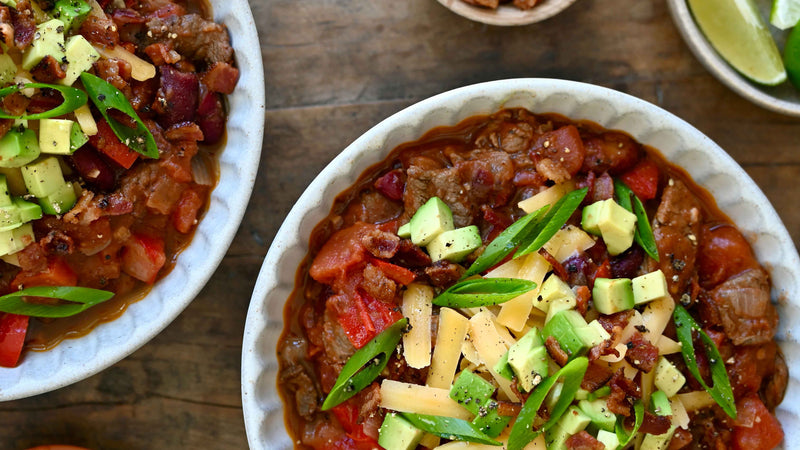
[0,313,28,367]
[309,223,375,285]
[330,402,380,450]
[11,257,78,289]
[733,394,784,450]
[89,119,140,169]
[337,291,402,349]
[620,159,659,200]
[121,234,166,284]
[370,258,415,286]
[172,188,205,233]
[591,259,611,287]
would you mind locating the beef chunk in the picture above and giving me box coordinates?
[653,179,702,297]
[145,14,234,65]
[703,268,778,345]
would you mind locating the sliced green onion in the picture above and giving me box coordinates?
[321,318,407,410]
[0,286,113,318]
[508,356,588,450]
[461,206,547,280]
[432,278,537,308]
[674,305,737,418]
[515,188,588,258]
[80,72,159,159]
[401,413,502,446]
[614,400,644,447]
[614,179,659,261]
[0,83,87,120]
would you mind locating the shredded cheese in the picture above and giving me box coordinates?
[496,253,551,332]
[402,283,433,369]
[542,225,596,262]
[677,391,716,412]
[427,307,469,389]
[656,336,682,355]
[74,104,98,136]
[469,310,519,402]
[380,380,472,420]
[518,181,575,214]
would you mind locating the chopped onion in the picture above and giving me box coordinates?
[191,155,215,186]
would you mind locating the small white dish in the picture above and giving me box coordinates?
[667,0,800,117]
[241,79,799,449]
[436,0,577,26]
[0,0,265,401]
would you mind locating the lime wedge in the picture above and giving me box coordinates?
[771,0,800,30]
[785,24,800,88]
[689,0,787,85]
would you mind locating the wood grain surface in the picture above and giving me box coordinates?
[0,0,798,448]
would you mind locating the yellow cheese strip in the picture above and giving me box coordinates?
[95,45,156,81]
[670,396,690,429]
[420,433,441,449]
[403,283,433,369]
[380,380,472,420]
[427,307,469,389]
[74,104,98,136]
[676,391,716,412]
[469,310,519,402]
[656,335,682,355]
[486,257,525,279]
[640,295,676,344]
[496,253,550,332]
[518,181,575,214]
[640,366,656,409]
[542,224,596,262]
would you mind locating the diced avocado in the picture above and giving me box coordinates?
[0,167,27,196]
[449,370,509,437]
[544,406,591,450]
[39,181,76,215]
[22,19,67,71]
[39,119,76,155]
[427,225,481,263]
[13,197,42,223]
[59,34,100,86]
[409,197,453,246]
[0,54,15,86]
[580,199,637,255]
[640,422,677,450]
[575,320,611,348]
[70,121,89,151]
[22,156,65,197]
[53,0,92,33]
[0,174,12,207]
[534,274,576,313]
[592,277,634,314]
[397,222,411,239]
[0,252,19,266]
[0,205,21,232]
[0,127,41,168]
[650,390,672,417]
[508,334,549,392]
[589,386,612,400]
[575,388,591,401]
[545,296,576,323]
[378,413,424,450]
[0,1,15,8]
[542,309,590,358]
[596,429,620,450]
[578,398,616,432]
[633,270,670,306]
[494,350,515,380]
[654,356,686,398]
[0,222,34,256]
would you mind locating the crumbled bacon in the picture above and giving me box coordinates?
[10,0,34,50]
[606,368,641,416]
[625,331,659,372]
[545,336,569,367]
[30,55,66,83]
[360,228,400,259]
[201,62,239,94]
[565,430,605,450]
[581,361,614,391]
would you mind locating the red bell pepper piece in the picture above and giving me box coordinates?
[370,259,416,286]
[337,291,402,349]
[330,402,380,450]
[733,394,784,450]
[172,188,205,234]
[11,257,78,288]
[121,234,166,284]
[89,119,140,169]
[620,159,659,200]
[0,313,28,367]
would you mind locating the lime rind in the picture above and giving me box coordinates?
[771,0,800,30]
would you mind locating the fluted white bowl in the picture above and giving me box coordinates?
[0,0,265,401]
[241,79,798,449]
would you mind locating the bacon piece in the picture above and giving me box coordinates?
[598,310,634,334]
[574,285,590,316]
[10,0,34,50]
[639,411,672,435]
[78,13,119,48]
[144,41,181,66]
[625,331,659,372]
[111,8,146,25]
[424,260,464,288]
[16,242,48,273]
[606,368,641,416]
[30,55,66,83]
[40,230,75,256]
[391,239,431,268]
[545,336,569,367]
[565,431,605,450]
[360,228,400,259]
[201,62,239,94]
[581,360,613,391]
[164,122,204,142]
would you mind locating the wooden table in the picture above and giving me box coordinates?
[0,0,798,448]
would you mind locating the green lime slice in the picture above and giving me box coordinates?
[771,0,800,30]
[689,0,787,85]
[785,24,800,88]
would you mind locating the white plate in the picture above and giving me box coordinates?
[667,0,800,117]
[241,78,799,449]
[436,0,577,26]
[0,0,265,401]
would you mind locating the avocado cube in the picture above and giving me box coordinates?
[409,196,453,246]
[640,423,677,450]
[535,274,576,313]
[13,197,42,223]
[0,54,15,86]
[0,128,41,168]
[507,328,548,392]
[397,222,411,238]
[654,357,686,398]
[427,225,481,263]
[575,320,611,347]
[378,413,423,450]
[545,406,591,450]
[493,350,515,380]
[70,122,89,151]
[0,174,12,207]
[53,0,92,33]
[22,156,65,197]
[580,200,605,235]
[578,398,616,432]
[581,199,637,255]
[0,205,21,232]
[596,429,620,450]
[22,19,67,71]
[592,278,634,315]
[449,370,510,437]
[632,270,670,306]
[39,119,75,155]
[0,222,34,256]
[542,309,590,358]
[59,35,100,86]
[0,1,15,8]
[0,167,27,196]
[650,390,672,416]
[40,181,76,215]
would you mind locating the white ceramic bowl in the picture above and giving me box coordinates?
[241,79,799,449]
[667,0,800,117]
[436,0,577,26]
[0,0,265,401]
